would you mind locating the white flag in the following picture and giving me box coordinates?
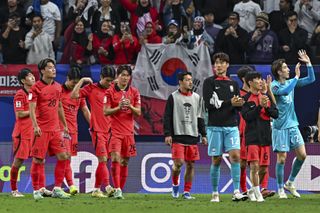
[132,43,213,100]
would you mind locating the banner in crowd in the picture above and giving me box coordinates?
[132,43,212,100]
[1,142,320,193]
[0,65,39,97]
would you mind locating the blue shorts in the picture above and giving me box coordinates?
[272,126,304,152]
[207,126,240,156]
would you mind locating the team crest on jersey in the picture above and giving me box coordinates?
[15,101,22,108]
[229,85,234,92]
[28,93,32,100]
[103,96,107,104]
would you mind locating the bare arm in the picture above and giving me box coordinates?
[58,101,68,133]
[15,110,30,118]
[29,101,41,136]
[103,104,121,116]
[81,105,91,124]
[71,77,93,99]
[128,104,141,116]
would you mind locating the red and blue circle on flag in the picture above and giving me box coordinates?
[160,58,188,86]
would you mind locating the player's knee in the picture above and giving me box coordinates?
[120,158,129,166]
[56,152,68,160]
[185,161,194,170]
[173,159,184,169]
[33,157,44,164]
[212,157,221,165]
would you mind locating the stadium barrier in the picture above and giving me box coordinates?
[0,142,320,194]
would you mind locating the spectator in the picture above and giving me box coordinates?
[269,0,294,37]
[88,20,114,64]
[278,11,308,64]
[120,0,160,37]
[262,0,280,13]
[112,20,139,64]
[294,0,320,40]
[247,12,279,64]
[139,21,162,45]
[0,0,26,31]
[111,0,129,22]
[1,12,26,64]
[25,14,54,64]
[26,0,62,49]
[162,0,189,30]
[203,9,222,42]
[64,0,98,32]
[233,0,262,33]
[215,12,249,64]
[310,23,320,63]
[92,0,120,34]
[196,0,234,26]
[61,20,90,65]
[184,16,214,54]
[163,19,182,44]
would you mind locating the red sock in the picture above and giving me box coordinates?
[39,163,46,188]
[65,159,74,186]
[111,161,120,188]
[240,167,247,192]
[184,182,192,192]
[31,161,41,190]
[94,163,102,189]
[120,165,128,189]
[261,168,269,189]
[10,165,19,191]
[54,160,67,187]
[100,162,110,187]
[172,175,179,185]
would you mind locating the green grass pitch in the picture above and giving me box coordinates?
[1,194,319,213]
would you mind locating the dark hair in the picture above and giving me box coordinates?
[177,71,192,81]
[245,71,262,87]
[212,52,230,63]
[285,11,298,21]
[228,12,240,20]
[67,66,82,80]
[271,59,286,80]
[237,66,255,83]
[38,58,55,77]
[100,65,116,78]
[31,13,44,21]
[18,68,33,85]
[117,65,132,76]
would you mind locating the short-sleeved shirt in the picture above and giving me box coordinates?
[80,82,110,133]
[60,84,87,133]
[29,79,62,132]
[12,88,33,139]
[105,84,141,135]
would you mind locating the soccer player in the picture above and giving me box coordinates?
[237,66,253,197]
[271,50,315,199]
[29,58,70,200]
[10,68,35,197]
[203,52,245,202]
[241,71,278,202]
[163,72,207,199]
[71,65,115,198]
[60,66,91,195]
[103,65,141,199]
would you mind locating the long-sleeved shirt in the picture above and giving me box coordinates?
[203,76,240,127]
[241,92,278,146]
[163,90,206,145]
[271,65,315,129]
[25,29,55,64]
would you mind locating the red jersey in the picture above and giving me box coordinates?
[80,82,110,133]
[105,84,141,135]
[60,84,87,133]
[239,89,248,136]
[29,79,62,132]
[12,88,33,139]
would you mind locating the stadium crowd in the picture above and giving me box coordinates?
[0,0,320,66]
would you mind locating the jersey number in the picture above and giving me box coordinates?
[48,99,57,107]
